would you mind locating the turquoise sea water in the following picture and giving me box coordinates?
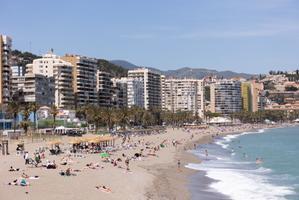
[187,126,299,200]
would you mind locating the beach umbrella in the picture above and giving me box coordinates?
[100,152,110,158]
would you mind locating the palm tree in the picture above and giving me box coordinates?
[141,110,155,127]
[85,105,102,134]
[29,102,39,132]
[20,103,31,136]
[50,105,59,130]
[7,101,20,133]
[118,107,130,130]
[101,107,118,132]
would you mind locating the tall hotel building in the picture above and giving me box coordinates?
[97,71,113,107]
[25,52,74,108]
[210,80,242,114]
[162,78,205,117]
[127,68,161,110]
[61,55,98,107]
[0,35,12,104]
[111,77,128,108]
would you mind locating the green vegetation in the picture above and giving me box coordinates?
[11,50,40,67]
[37,119,78,129]
[97,59,128,77]
[285,85,298,91]
[231,110,299,123]
[76,105,200,133]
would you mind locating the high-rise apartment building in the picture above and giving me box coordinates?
[23,74,54,106]
[111,77,128,108]
[26,52,74,108]
[0,35,12,104]
[127,68,161,110]
[61,54,98,107]
[241,82,252,112]
[210,80,242,114]
[97,71,113,107]
[251,81,264,112]
[162,78,205,117]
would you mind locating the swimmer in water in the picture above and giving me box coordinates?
[205,149,208,159]
[256,158,263,164]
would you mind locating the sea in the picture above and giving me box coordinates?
[186,126,299,200]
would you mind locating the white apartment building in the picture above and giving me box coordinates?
[26,52,74,108]
[127,68,161,110]
[162,78,205,117]
[12,66,24,77]
[210,80,242,115]
[61,54,98,107]
[0,35,12,104]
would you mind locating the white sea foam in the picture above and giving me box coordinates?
[207,169,294,200]
[186,163,294,200]
[216,129,266,150]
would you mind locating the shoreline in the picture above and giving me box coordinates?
[145,123,291,200]
[0,123,295,200]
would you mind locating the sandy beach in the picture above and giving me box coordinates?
[0,124,282,200]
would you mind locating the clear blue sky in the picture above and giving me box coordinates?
[1,0,299,74]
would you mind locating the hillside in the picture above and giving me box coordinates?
[97,59,128,77]
[110,60,137,69]
[110,61,254,79]
[12,50,128,78]
[11,50,40,67]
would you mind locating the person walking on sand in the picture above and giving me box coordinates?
[24,152,29,165]
[205,149,208,159]
[177,160,181,169]
[125,158,130,171]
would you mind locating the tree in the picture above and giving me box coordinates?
[29,102,39,132]
[20,103,31,135]
[7,101,20,133]
[85,105,102,134]
[117,107,130,130]
[141,110,155,127]
[101,107,118,132]
[50,105,59,129]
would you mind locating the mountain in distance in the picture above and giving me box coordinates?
[111,60,254,79]
[110,60,138,69]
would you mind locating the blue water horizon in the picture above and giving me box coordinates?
[187,125,299,200]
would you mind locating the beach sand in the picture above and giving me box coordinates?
[0,124,281,200]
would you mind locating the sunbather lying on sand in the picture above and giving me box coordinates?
[9,166,20,171]
[95,185,112,193]
[8,178,30,186]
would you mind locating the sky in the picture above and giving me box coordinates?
[1,0,299,74]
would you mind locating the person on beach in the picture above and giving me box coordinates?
[177,160,181,169]
[9,166,20,171]
[205,149,208,159]
[24,152,29,165]
[125,158,130,171]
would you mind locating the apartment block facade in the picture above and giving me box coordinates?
[241,82,252,112]
[61,54,98,107]
[127,68,161,110]
[26,52,74,108]
[0,35,12,104]
[210,80,242,114]
[162,78,205,117]
[97,71,113,107]
[112,77,128,108]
